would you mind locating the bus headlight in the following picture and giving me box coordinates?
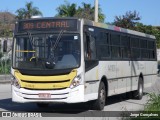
[11,75,21,89]
[70,74,82,89]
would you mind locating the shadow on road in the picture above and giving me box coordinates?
[0,98,89,113]
[0,98,38,111]
[0,92,148,113]
[105,92,148,109]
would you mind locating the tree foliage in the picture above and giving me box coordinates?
[56,1,77,17]
[75,2,94,21]
[16,1,43,19]
[114,11,141,29]
[0,12,15,37]
[0,20,13,37]
[114,11,160,48]
[135,23,154,34]
[75,2,105,22]
[56,1,105,22]
[0,24,12,37]
[135,23,160,48]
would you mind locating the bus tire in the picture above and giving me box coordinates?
[133,77,143,100]
[92,81,106,110]
[36,103,49,108]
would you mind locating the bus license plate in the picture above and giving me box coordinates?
[38,93,51,98]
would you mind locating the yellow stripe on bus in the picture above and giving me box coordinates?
[14,69,77,89]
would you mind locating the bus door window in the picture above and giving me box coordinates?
[84,32,96,60]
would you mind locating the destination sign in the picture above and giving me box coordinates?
[18,19,78,32]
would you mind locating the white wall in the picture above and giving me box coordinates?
[157,49,160,61]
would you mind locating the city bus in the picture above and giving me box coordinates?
[11,17,157,110]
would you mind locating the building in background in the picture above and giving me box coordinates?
[0,12,15,60]
[0,38,12,60]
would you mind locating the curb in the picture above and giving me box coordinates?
[0,74,11,84]
[0,80,10,84]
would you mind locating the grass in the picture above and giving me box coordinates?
[145,93,160,111]
[123,93,160,120]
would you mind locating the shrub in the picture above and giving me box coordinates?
[0,59,11,74]
[145,93,160,111]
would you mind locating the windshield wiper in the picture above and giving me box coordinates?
[49,30,64,59]
[45,30,64,69]
[53,30,64,51]
[27,31,34,48]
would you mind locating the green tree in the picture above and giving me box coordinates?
[135,23,154,34]
[75,3,94,21]
[0,12,15,37]
[56,1,77,17]
[152,27,160,48]
[113,11,160,48]
[15,8,26,20]
[55,1,105,23]
[114,10,141,29]
[135,23,160,48]
[0,22,13,37]
[75,2,105,22]
[16,1,43,19]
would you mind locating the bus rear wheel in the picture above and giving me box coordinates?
[133,77,144,100]
[92,81,106,110]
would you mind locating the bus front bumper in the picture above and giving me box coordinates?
[12,85,84,103]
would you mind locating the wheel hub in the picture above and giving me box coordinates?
[100,89,105,104]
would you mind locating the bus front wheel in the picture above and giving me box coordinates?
[92,81,106,110]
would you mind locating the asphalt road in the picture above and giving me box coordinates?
[0,77,159,120]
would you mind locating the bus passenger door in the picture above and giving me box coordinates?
[117,36,131,93]
[84,31,99,99]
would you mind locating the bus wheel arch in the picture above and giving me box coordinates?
[91,76,108,110]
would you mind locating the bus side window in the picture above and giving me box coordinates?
[85,33,96,60]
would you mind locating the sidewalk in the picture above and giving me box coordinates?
[0,74,11,84]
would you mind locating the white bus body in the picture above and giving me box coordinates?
[11,18,157,110]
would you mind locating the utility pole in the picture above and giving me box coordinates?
[94,0,98,22]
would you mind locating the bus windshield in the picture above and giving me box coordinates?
[13,33,80,70]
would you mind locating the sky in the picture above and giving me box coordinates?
[0,0,160,26]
